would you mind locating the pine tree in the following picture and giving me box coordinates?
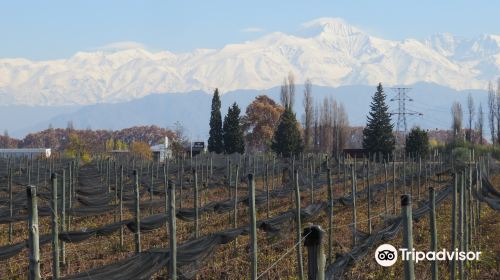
[362,83,395,160]
[405,127,429,156]
[271,106,303,157]
[208,88,224,153]
[223,103,245,154]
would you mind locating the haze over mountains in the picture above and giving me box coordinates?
[0,18,498,106]
[0,17,496,138]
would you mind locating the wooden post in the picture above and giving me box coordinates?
[402,194,415,280]
[36,159,40,186]
[384,161,388,214]
[265,163,270,218]
[272,156,276,191]
[119,165,124,249]
[409,156,414,197]
[450,174,458,280]
[310,160,314,204]
[351,163,357,247]
[68,162,72,231]
[233,165,239,255]
[107,159,111,193]
[343,158,347,196]
[164,164,168,226]
[133,170,141,253]
[194,168,199,238]
[326,168,333,265]
[8,166,13,243]
[429,187,438,280]
[150,163,154,215]
[393,159,397,214]
[466,167,472,254]
[27,185,41,280]
[304,225,326,280]
[403,153,407,194]
[418,157,422,200]
[294,170,304,280]
[366,160,372,234]
[51,173,60,279]
[168,181,177,280]
[61,169,66,266]
[248,174,258,280]
[458,172,464,280]
[228,158,232,196]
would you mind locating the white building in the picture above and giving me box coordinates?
[151,137,172,162]
[0,148,51,158]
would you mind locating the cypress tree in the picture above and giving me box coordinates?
[271,106,303,157]
[208,88,224,153]
[362,83,395,160]
[223,103,245,154]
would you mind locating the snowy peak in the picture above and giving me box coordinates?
[471,34,500,56]
[424,32,500,60]
[0,17,499,106]
[298,17,363,38]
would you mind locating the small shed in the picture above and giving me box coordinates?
[151,136,172,162]
[343,148,368,159]
[0,148,52,158]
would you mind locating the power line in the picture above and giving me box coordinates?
[389,88,422,144]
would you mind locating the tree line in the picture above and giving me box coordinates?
[208,73,351,157]
[0,125,177,160]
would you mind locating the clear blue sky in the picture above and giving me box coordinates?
[1,0,498,60]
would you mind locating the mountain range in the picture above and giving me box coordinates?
[0,83,487,140]
[0,17,499,106]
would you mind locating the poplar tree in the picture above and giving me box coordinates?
[223,103,245,154]
[208,88,224,153]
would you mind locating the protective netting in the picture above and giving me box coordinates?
[61,202,326,280]
[325,183,454,279]
[474,175,500,210]
[0,162,449,261]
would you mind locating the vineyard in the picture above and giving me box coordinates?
[0,152,499,279]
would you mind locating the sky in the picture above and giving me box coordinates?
[1,0,499,60]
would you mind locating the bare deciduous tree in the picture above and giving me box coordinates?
[451,101,463,140]
[487,81,496,144]
[280,77,289,108]
[287,72,295,109]
[333,102,349,158]
[302,79,313,151]
[279,72,296,109]
[467,93,475,142]
[313,96,349,155]
[476,103,484,144]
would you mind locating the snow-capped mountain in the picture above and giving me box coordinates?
[0,17,498,106]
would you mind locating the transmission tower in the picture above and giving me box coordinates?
[389,87,422,144]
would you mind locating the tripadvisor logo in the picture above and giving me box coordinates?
[375,244,398,267]
[374,244,481,266]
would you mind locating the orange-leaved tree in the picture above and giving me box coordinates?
[242,95,284,152]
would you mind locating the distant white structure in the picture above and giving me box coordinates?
[151,136,171,162]
[0,148,51,158]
